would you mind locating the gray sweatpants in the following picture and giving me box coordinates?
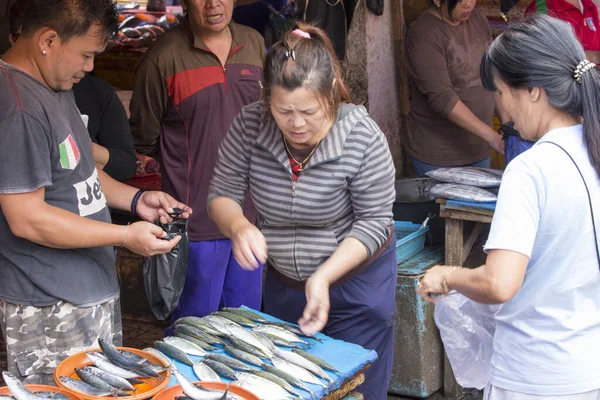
[0,297,122,385]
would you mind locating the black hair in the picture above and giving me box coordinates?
[435,0,461,20]
[480,14,600,178]
[8,0,27,42]
[20,0,118,44]
[262,22,354,119]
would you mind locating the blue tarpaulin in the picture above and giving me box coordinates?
[165,306,378,398]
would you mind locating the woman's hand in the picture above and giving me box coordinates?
[230,220,267,270]
[417,265,456,303]
[488,133,505,155]
[299,273,331,335]
[136,191,192,224]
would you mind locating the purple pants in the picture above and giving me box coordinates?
[169,239,263,325]
[264,239,397,400]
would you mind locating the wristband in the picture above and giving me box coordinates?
[442,267,460,293]
[121,222,130,248]
[130,189,146,215]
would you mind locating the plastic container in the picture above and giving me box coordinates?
[395,221,429,265]
[54,347,170,400]
[0,384,81,400]
[153,382,259,400]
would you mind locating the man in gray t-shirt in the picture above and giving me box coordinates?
[0,0,192,384]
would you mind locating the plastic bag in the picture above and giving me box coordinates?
[500,121,535,165]
[143,213,189,320]
[434,292,500,389]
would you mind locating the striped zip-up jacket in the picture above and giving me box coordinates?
[208,102,395,280]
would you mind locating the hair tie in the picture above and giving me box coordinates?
[285,48,296,61]
[292,29,311,39]
[574,59,596,83]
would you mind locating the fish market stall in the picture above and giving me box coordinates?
[158,306,376,399]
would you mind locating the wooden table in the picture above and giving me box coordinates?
[323,365,369,399]
[438,199,494,398]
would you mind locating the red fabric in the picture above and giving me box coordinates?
[526,0,600,51]
[289,156,301,182]
[167,66,225,106]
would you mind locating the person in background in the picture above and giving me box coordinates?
[208,24,397,400]
[525,0,600,64]
[404,0,504,177]
[9,0,136,182]
[130,0,265,324]
[418,14,600,399]
[72,76,137,182]
[0,0,191,384]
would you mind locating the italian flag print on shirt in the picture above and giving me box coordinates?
[59,135,81,170]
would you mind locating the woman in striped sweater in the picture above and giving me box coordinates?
[208,23,397,399]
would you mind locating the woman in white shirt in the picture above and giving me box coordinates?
[417,14,600,399]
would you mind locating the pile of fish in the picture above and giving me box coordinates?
[56,339,169,397]
[150,308,341,400]
[426,167,503,202]
[1,371,70,400]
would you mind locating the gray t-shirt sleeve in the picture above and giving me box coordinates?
[0,112,53,194]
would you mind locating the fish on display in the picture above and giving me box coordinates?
[224,325,273,358]
[174,324,225,345]
[253,371,301,397]
[254,332,303,349]
[254,333,278,353]
[98,339,147,370]
[120,351,167,374]
[58,377,114,397]
[271,357,327,388]
[171,368,228,400]
[231,373,295,400]
[0,396,15,400]
[2,371,47,400]
[264,322,322,343]
[173,331,218,351]
[273,348,333,383]
[81,366,136,392]
[192,361,221,382]
[74,368,129,396]
[291,349,339,373]
[425,167,503,188]
[205,354,256,372]
[201,317,238,336]
[428,183,498,202]
[175,318,224,337]
[204,315,242,328]
[86,352,143,379]
[223,345,263,367]
[154,340,194,366]
[261,363,316,397]
[143,347,173,368]
[253,325,309,345]
[226,335,270,360]
[221,308,268,323]
[34,393,68,400]
[201,359,237,380]
[163,336,208,356]
[212,311,257,328]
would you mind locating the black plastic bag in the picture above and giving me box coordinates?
[143,212,189,320]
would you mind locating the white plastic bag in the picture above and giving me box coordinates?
[434,291,500,389]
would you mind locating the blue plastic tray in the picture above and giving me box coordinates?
[395,221,429,265]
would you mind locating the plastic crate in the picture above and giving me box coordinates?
[394,221,429,265]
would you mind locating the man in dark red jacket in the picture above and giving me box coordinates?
[130,0,265,322]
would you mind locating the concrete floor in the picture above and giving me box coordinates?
[0,320,482,399]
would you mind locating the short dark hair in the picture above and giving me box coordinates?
[9,0,27,42]
[20,0,118,44]
[481,14,600,178]
[435,0,461,19]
